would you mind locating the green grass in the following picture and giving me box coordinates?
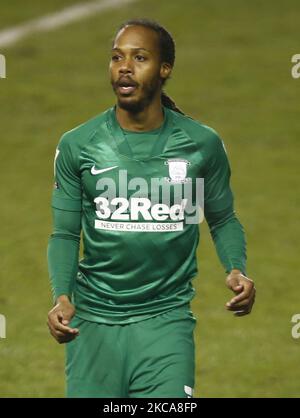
[0,0,86,28]
[0,0,300,397]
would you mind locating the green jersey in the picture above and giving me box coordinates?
[50,105,243,324]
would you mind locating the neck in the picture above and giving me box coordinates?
[115,93,164,132]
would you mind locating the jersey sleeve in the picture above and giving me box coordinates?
[203,130,234,216]
[47,207,81,301]
[203,129,247,275]
[51,133,82,212]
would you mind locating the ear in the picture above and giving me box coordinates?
[160,62,172,81]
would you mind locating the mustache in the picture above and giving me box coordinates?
[113,77,139,88]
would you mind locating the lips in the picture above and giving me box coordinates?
[116,78,138,95]
[118,85,136,94]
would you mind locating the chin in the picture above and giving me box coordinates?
[117,97,146,113]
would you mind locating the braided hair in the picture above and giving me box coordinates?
[113,18,184,115]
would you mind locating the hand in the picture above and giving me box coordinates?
[47,295,79,344]
[225,269,256,316]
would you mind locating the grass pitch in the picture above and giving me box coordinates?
[0,0,299,397]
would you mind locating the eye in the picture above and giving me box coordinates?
[111,55,122,61]
[135,55,146,62]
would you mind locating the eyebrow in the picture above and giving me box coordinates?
[112,47,149,53]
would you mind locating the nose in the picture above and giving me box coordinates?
[119,57,133,75]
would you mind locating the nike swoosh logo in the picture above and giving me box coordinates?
[91,165,118,175]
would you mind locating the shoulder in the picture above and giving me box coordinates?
[58,107,111,152]
[169,108,223,150]
[169,109,229,168]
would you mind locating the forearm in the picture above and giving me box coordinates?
[47,207,81,302]
[47,233,80,301]
[206,207,247,275]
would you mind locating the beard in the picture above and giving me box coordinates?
[111,76,161,114]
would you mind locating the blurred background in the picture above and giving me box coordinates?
[0,0,299,398]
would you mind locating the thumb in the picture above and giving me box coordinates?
[56,310,64,323]
[61,306,75,323]
[232,284,243,293]
[227,277,243,292]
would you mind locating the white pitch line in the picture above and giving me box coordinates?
[0,0,138,49]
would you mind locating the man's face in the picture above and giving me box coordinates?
[110,25,168,113]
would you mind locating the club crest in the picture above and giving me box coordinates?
[164,159,191,183]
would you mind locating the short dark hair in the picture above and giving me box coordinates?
[113,18,184,114]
